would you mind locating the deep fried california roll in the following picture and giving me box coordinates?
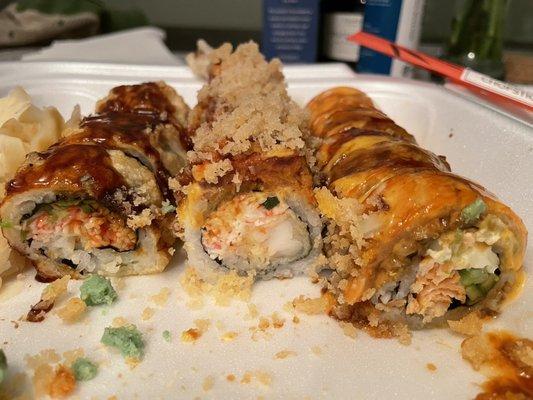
[0,83,189,281]
[176,42,322,280]
[307,87,527,326]
[95,81,191,174]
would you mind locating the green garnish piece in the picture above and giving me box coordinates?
[465,285,485,305]
[0,219,12,229]
[0,349,7,384]
[80,201,96,214]
[54,199,80,208]
[459,268,499,305]
[101,324,144,359]
[451,229,464,255]
[262,196,280,210]
[459,268,489,286]
[461,198,487,224]
[72,357,98,381]
[80,275,118,306]
[162,330,171,342]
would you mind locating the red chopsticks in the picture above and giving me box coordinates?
[349,31,533,114]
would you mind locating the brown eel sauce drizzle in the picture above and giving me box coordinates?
[97,82,176,117]
[7,144,127,200]
[78,112,173,200]
[462,331,533,399]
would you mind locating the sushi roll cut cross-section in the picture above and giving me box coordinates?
[176,42,323,280]
[0,82,190,281]
[307,87,527,327]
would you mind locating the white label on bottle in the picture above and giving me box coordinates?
[461,69,533,108]
[323,12,363,62]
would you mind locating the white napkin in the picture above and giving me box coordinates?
[21,27,182,65]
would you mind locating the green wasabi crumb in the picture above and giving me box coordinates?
[101,324,144,359]
[461,198,487,224]
[162,330,171,342]
[72,357,98,381]
[80,275,118,306]
[0,349,7,384]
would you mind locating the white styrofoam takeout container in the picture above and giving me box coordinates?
[0,62,531,399]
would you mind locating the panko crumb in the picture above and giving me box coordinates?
[461,331,533,398]
[180,267,254,308]
[245,304,259,319]
[150,287,171,306]
[311,346,322,356]
[271,312,285,329]
[188,42,306,163]
[56,298,87,323]
[274,350,297,359]
[181,319,210,343]
[62,349,85,368]
[192,159,233,184]
[226,374,236,382]
[127,208,155,230]
[448,311,484,336]
[48,365,76,398]
[112,317,129,327]
[125,357,141,370]
[221,331,239,342]
[241,370,272,387]
[249,313,287,341]
[181,329,201,343]
[338,321,357,339]
[426,363,437,372]
[292,294,334,315]
[141,307,155,321]
[24,350,78,398]
[42,276,70,302]
[202,375,215,391]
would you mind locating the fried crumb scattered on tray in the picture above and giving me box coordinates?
[42,276,70,302]
[274,350,297,359]
[181,329,201,343]
[226,374,236,382]
[291,295,332,315]
[112,317,129,327]
[48,365,76,398]
[150,287,171,306]
[56,298,87,323]
[62,349,85,368]
[141,307,155,321]
[447,311,484,336]
[180,267,253,309]
[426,363,437,372]
[240,370,272,386]
[338,321,357,339]
[311,346,322,356]
[182,319,210,343]
[221,331,238,342]
[245,304,259,319]
[202,375,215,391]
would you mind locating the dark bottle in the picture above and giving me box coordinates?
[320,0,366,69]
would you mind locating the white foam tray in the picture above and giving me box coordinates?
[0,62,531,400]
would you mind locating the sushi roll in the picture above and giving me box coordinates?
[177,42,322,280]
[307,87,527,326]
[95,81,191,175]
[0,82,189,281]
